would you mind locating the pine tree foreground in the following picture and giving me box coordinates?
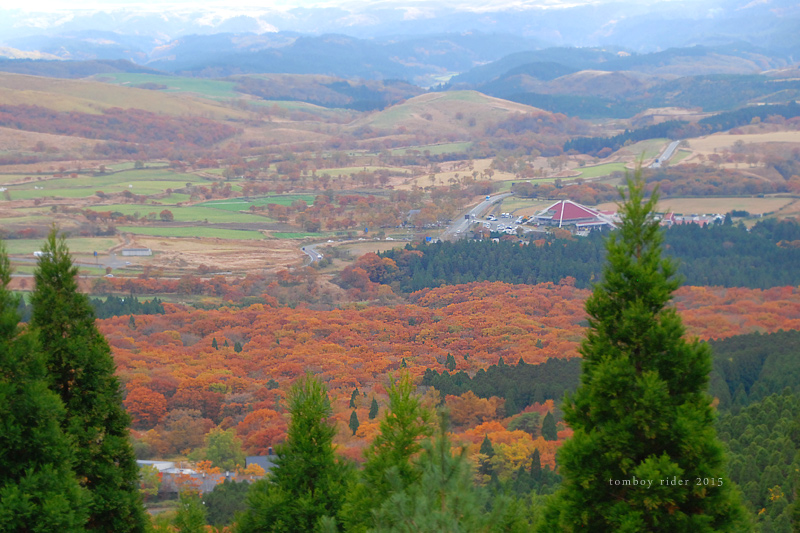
[541,172,748,531]
[0,241,88,531]
[31,230,147,532]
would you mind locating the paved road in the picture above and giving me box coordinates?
[440,193,514,240]
[650,140,680,168]
[301,244,324,265]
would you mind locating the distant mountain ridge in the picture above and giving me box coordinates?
[1,0,798,54]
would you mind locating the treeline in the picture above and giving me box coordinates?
[422,357,581,416]
[646,166,788,197]
[229,374,545,532]
[564,101,800,156]
[17,294,165,322]
[502,93,645,120]
[697,101,800,131]
[563,120,687,156]
[707,329,800,411]
[375,218,800,291]
[0,104,237,148]
[716,390,800,532]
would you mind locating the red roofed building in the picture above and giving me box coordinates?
[532,199,618,230]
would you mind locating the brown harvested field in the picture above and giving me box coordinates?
[596,196,797,216]
[397,158,518,190]
[684,130,800,156]
[129,236,304,273]
[236,125,334,146]
[335,240,407,257]
[0,126,102,155]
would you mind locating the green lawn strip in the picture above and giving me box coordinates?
[0,174,46,185]
[91,204,270,223]
[621,138,670,159]
[670,149,692,164]
[271,232,326,239]
[97,73,240,100]
[116,226,264,239]
[200,195,316,211]
[4,238,117,255]
[576,162,628,179]
[0,215,52,225]
[499,198,553,212]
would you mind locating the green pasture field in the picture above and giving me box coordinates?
[0,174,41,185]
[2,169,211,199]
[499,198,553,213]
[576,162,628,179]
[116,226,264,240]
[93,204,271,224]
[200,195,316,211]
[619,138,670,160]
[95,73,240,100]
[4,237,117,255]
[670,149,692,164]
[495,177,563,192]
[271,232,324,239]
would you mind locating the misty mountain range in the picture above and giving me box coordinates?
[2,0,798,61]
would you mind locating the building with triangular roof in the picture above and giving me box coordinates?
[532,199,618,230]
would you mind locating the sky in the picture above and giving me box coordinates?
[0,0,674,12]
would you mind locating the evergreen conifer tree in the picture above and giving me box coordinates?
[541,411,558,441]
[0,241,89,531]
[237,373,353,532]
[31,229,147,532]
[340,374,433,532]
[371,414,528,532]
[212,337,218,350]
[531,449,542,483]
[369,398,379,420]
[349,410,360,436]
[541,172,747,531]
[480,435,495,457]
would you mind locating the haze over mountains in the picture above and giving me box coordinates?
[0,0,797,118]
[1,0,798,74]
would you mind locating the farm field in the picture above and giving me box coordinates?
[686,130,800,155]
[96,204,271,224]
[116,226,265,240]
[576,162,629,178]
[596,196,796,216]
[2,168,214,199]
[129,236,303,272]
[498,198,554,215]
[4,237,117,255]
[93,73,241,100]
[200,194,317,210]
[617,138,670,160]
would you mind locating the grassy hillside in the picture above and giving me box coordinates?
[350,90,545,135]
[0,72,248,119]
